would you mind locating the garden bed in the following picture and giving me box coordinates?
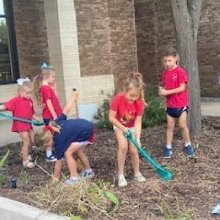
[0,117,220,219]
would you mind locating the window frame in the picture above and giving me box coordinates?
[0,0,19,85]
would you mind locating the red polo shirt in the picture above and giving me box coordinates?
[162,66,188,108]
[39,85,62,119]
[110,93,144,128]
[5,96,35,132]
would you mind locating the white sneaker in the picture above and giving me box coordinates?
[80,169,95,179]
[134,172,146,182]
[20,152,32,161]
[64,177,79,186]
[118,175,127,187]
[23,160,35,168]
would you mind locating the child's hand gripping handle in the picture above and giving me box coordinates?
[0,112,44,126]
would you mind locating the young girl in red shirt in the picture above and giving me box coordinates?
[0,78,39,168]
[109,72,147,187]
[34,63,62,162]
[158,47,195,158]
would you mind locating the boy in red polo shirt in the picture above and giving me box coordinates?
[158,47,195,158]
[0,78,39,168]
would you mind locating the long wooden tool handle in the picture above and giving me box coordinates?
[73,88,79,118]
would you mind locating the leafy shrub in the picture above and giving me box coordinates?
[142,85,166,128]
[94,94,113,129]
[94,85,166,129]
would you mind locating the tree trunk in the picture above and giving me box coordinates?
[170,0,203,137]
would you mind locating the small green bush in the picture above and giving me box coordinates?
[94,85,166,129]
[94,99,113,129]
[142,85,166,128]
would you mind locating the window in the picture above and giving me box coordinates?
[0,0,19,84]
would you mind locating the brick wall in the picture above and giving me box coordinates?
[74,0,111,78]
[135,0,220,97]
[13,0,49,78]
[108,0,138,90]
[198,0,220,97]
[75,0,138,90]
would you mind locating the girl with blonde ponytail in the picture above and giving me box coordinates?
[109,71,147,187]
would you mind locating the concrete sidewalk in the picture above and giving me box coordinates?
[201,99,220,117]
[0,119,20,147]
[1,100,220,146]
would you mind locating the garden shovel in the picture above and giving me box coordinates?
[0,112,44,126]
[124,130,173,181]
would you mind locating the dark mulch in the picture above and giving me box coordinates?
[1,117,220,219]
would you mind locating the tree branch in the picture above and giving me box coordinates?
[187,0,203,41]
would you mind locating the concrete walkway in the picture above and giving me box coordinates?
[0,100,220,146]
[201,99,220,117]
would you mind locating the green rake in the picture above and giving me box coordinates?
[124,130,173,181]
[0,112,44,126]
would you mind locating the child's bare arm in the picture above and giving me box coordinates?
[109,110,128,133]
[134,116,142,140]
[53,159,62,179]
[62,91,79,116]
[46,99,57,119]
[159,83,186,96]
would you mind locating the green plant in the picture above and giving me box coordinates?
[18,168,30,185]
[0,21,8,45]
[94,85,166,130]
[94,98,113,130]
[0,150,9,186]
[34,179,119,219]
[142,85,166,128]
[157,198,192,220]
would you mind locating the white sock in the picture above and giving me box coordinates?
[46,149,52,157]
[184,142,191,147]
[85,168,92,172]
[134,172,141,176]
[70,176,78,180]
[118,174,125,178]
[166,144,172,149]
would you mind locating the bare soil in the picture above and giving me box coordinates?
[1,117,220,219]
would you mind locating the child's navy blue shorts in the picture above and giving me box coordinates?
[166,106,188,118]
[43,118,50,126]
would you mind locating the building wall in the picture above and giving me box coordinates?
[0,0,49,103]
[5,0,220,99]
[74,0,111,78]
[135,0,220,97]
[13,0,49,78]
[75,0,138,90]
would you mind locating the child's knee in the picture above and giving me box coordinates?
[129,147,138,156]
[118,145,128,154]
[167,123,174,131]
[65,149,73,158]
[22,137,31,146]
[179,122,187,131]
